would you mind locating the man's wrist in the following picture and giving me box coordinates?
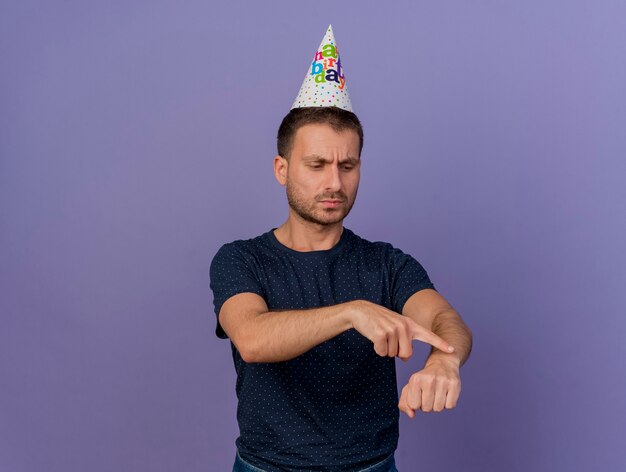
[342,299,363,330]
[425,350,461,369]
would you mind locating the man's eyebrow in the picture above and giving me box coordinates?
[302,155,360,164]
[302,154,327,162]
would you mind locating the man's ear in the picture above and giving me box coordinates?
[273,154,288,186]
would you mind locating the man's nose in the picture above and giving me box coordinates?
[324,164,342,191]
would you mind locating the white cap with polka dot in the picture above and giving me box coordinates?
[291,24,353,112]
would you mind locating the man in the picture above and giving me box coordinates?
[209,25,472,472]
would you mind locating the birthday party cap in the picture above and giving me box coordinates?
[291,24,353,112]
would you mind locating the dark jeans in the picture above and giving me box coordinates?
[233,449,399,472]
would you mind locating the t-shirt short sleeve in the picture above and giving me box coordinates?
[389,246,437,314]
[209,242,267,339]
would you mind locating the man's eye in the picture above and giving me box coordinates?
[342,166,354,170]
[310,165,323,169]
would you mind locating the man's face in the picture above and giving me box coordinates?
[276,123,361,226]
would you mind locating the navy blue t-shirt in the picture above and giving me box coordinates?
[209,226,436,472]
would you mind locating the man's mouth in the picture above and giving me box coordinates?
[320,200,343,208]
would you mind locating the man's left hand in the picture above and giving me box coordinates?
[398,356,461,417]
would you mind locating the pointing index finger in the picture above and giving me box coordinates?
[410,324,455,353]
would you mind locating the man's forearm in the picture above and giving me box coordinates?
[425,309,472,368]
[241,302,354,363]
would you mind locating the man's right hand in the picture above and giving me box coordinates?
[347,299,454,361]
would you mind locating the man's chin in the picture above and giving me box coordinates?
[315,211,348,225]
[289,204,350,226]
[298,214,344,226]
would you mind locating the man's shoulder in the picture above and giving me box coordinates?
[210,230,272,264]
[218,231,267,249]
[347,229,426,268]
[347,228,397,253]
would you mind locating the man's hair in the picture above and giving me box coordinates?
[277,107,364,160]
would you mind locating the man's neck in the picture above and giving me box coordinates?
[273,219,344,252]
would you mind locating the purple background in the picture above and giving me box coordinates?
[2,1,625,471]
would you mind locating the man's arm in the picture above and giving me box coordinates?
[401,288,472,367]
[426,308,472,367]
[398,288,473,416]
[219,292,351,362]
[219,292,454,363]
